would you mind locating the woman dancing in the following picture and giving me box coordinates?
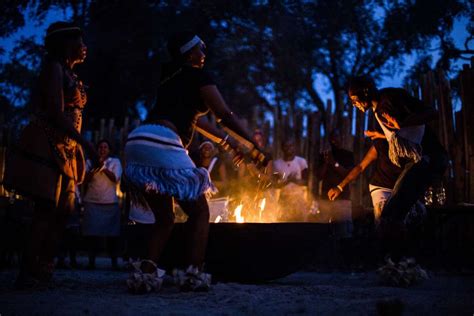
[124,32,265,292]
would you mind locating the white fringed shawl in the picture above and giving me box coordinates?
[375,113,425,167]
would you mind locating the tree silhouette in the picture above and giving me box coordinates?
[0,0,471,133]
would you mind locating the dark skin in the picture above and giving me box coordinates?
[141,42,262,274]
[277,141,308,187]
[316,134,350,180]
[41,36,98,165]
[199,143,227,189]
[349,93,438,128]
[349,86,439,258]
[83,141,117,187]
[21,34,97,281]
[328,145,377,200]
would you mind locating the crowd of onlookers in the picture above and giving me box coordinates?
[14,127,355,271]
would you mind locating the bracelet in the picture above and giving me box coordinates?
[219,134,230,147]
[336,185,344,192]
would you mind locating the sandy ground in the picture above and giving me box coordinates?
[0,257,473,316]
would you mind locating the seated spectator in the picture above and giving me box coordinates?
[82,139,122,270]
[273,138,309,221]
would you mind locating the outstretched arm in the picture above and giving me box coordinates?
[200,85,256,147]
[328,145,377,201]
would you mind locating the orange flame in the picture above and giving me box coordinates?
[234,204,244,223]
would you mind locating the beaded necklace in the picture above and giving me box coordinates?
[65,68,87,106]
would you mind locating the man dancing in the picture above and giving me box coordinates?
[347,76,448,258]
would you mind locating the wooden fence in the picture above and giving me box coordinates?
[1,57,473,206]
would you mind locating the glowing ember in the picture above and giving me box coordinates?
[234,204,245,223]
[214,215,222,223]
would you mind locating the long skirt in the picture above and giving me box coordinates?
[82,202,121,237]
[4,120,81,212]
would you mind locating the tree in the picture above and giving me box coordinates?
[0,0,471,133]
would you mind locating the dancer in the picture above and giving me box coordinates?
[124,32,265,293]
[4,22,97,287]
[327,131,402,225]
[347,76,447,258]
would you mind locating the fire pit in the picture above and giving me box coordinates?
[158,222,331,282]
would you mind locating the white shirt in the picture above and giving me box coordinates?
[83,157,122,204]
[273,156,308,181]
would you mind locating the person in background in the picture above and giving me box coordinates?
[316,129,355,201]
[4,22,98,287]
[82,139,122,270]
[328,130,402,225]
[273,138,309,221]
[56,185,82,269]
[252,129,271,154]
[236,129,274,187]
[196,141,227,195]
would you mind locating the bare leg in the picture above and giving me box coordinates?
[39,183,74,277]
[21,199,55,278]
[177,195,210,268]
[141,192,175,273]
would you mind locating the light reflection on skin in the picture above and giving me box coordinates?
[349,95,369,113]
[188,43,206,69]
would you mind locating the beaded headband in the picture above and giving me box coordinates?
[46,27,81,38]
[179,35,204,54]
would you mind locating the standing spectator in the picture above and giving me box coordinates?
[56,185,82,269]
[316,129,354,238]
[4,22,98,287]
[328,131,402,225]
[252,129,271,154]
[236,129,273,185]
[273,139,309,221]
[316,129,355,200]
[82,139,122,270]
[196,141,227,195]
[245,129,273,178]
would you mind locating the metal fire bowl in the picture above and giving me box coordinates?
[159,222,331,283]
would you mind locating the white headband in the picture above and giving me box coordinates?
[179,35,203,54]
[46,27,81,38]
